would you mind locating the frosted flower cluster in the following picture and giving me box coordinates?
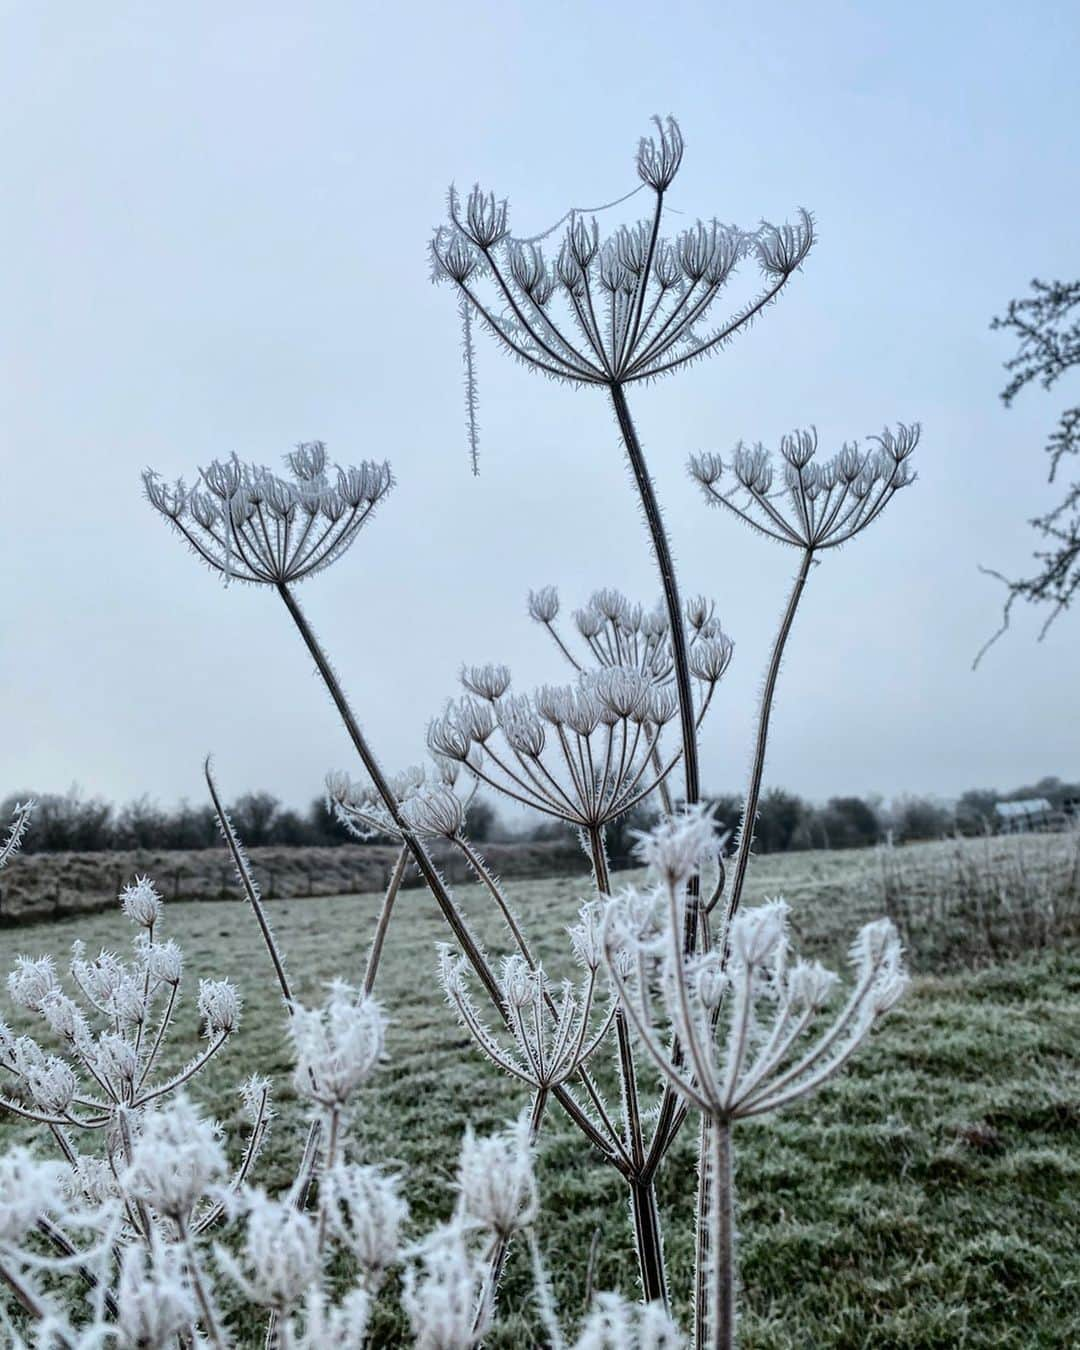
[427,652,729,830]
[528,585,733,695]
[690,423,919,551]
[144,441,392,585]
[326,761,475,842]
[431,117,814,394]
[439,945,614,1093]
[603,817,908,1125]
[0,866,625,1349]
[1,872,244,1147]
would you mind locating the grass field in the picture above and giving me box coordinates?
[2,838,1079,1347]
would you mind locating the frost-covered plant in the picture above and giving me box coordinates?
[0,893,642,1349]
[131,115,922,1343]
[601,812,907,1347]
[0,875,256,1182]
[430,118,804,843]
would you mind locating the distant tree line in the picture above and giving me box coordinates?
[4,776,1077,856]
[0,789,500,855]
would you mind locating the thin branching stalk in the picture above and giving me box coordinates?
[587,823,669,1307]
[721,547,814,948]
[205,760,293,1005]
[363,845,409,996]
[275,581,624,1166]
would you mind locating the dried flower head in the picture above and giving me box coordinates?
[120,876,163,929]
[289,982,385,1109]
[402,1220,489,1350]
[456,1113,538,1239]
[604,883,907,1125]
[440,950,614,1092]
[144,444,393,585]
[114,1239,198,1349]
[124,1095,227,1220]
[327,766,474,843]
[322,1164,407,1292]
[7,956,59,1012]
[198,979,243,1038]
[432,117,812,401]
[689,423,919,551]
[215,1190,322,1311]
[632,802,720,888]
[573,1292,684,1348]
[427,660,716,831]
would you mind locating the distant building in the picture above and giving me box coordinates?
[994,798,1056,833]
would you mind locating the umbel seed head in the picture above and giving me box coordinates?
[690,422,919,551]
[144,444,393,586]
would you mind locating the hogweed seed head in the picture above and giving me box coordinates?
[96,1033,140,1088]
[114,1240,198,1348]
[120,876,163,929]
[7,955,58,1012]
[690,422,919,551]
[573,1292,684,1349]
[124,1095,227,1220]
[289,982,385,1109]
[25,1055,78,1115]
[281,1287,372,1349]
[632,803,719,889]
[457,1113,538,1239]
[460,662,512,701]
[146,940,184,986]
[433,116,815,468]
[402,1220,489,1350]
[0,1148,70,1246]
[323,1164,407,1291]
[604,821,908,1126]
[216,1190,322,1311]
[198,979,242,1038]
[527,585,560,623]
[144,446,393,586]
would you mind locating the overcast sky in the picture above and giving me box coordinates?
[3,1,1078,817]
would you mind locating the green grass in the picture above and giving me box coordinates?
[2,844,1079,1347]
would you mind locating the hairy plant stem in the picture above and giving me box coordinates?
[274,583,623,1168]
[692,549,812,1347]
[721,547,814,946]
[609,383,700,814]
[178,1215,227,1349]
[610,382,701,1178]
[363,845,409,996]
[588,824,669,1309]
[206,761,292,1004]
[709,1118,735,1350]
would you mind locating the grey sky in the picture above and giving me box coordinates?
[3,1,1078,816]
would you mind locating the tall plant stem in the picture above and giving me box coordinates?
[691,550,812,1346]
[610,382,699,814]
[611,381,700,1175]
[588,824,669,1309]
[721,548,813,944]
[708,1118,735,1350]
[274,583,622,1166]
[363,845,409,996]
[277,581,502,1005]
